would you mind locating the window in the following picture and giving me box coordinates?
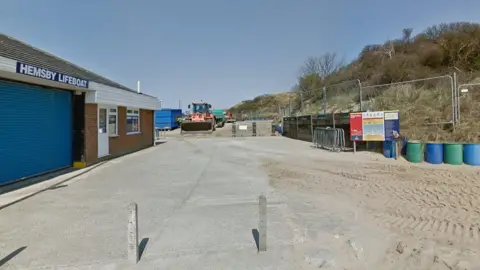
[192,103,206,113]
[126,108,140,134]
[108,108,118,136]
[98,108,107,134]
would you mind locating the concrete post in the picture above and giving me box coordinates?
[127,203,139,263]
[258,195,267,252]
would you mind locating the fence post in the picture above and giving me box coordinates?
[258,195,267,252]
[127,203,139,264]
[289,99,292,117]
[358,79,363,111]
[332,112,336,129]
[300,92,304,114]
[296,116,299,139]
[322,87,327,114]
[453,72,457,124]
[310,114,314,143]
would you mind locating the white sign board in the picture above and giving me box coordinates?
[238,125,248,130]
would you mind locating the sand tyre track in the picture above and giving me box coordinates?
[262,159,480,245]
[368,209,480,244]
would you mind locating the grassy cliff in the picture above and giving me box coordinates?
[229,22,480,142]
[228,93,292,119]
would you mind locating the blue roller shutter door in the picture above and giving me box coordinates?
[0,80,73,184]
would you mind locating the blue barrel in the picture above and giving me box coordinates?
[464,144,480,166]
[425,142,443,164]
[383,141,396,158]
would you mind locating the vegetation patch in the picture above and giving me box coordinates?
[229,22,480,142]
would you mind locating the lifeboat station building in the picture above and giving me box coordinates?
[0,34,161,186]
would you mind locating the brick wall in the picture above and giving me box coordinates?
[109,107,153,157]
[83,104,154,165]
[84,103,98,165]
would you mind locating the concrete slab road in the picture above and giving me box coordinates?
[0,137,293,269]
[2,136,438,269]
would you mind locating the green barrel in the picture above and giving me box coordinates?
[406,140,423,163]
[443,143,463,165]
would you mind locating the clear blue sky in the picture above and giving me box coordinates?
[1,0,479,109]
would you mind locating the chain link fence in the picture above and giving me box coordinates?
[362,75,454,125]
[457,82,480,124]
[235,72,479,143]
[323,80,362,114]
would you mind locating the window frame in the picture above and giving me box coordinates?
[108,107,118,137]
[126,107,141,135]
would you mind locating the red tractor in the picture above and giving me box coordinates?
[181,101,216,134]
[225,111,236,123]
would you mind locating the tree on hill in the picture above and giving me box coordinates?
[297,53,345,102]
[229,22,480,140]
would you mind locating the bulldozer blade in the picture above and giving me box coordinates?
[181,122,214,135]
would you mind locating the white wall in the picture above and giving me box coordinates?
[0,55,161,110]
[0,56,16,72]
[0,56,89,92]
[86,82,161,110]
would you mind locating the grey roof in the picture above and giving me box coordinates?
[0,34,149,96]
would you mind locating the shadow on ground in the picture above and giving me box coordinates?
[0,168,78,195]
[0,246,27,267]
[48,185,68,191]
[0,162,107,210]
[251,229,259,251]
[139,238,149,259]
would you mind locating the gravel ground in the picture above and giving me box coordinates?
[1,136,480,269]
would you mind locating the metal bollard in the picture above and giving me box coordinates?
[258,195,267,252]
[252,122,257,136]
[232,123,236,137]
[128,203,139,263]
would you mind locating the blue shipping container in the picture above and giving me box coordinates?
[155,109,182,130]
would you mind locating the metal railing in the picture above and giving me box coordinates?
[313,127,346,152]
[154,128,167,144]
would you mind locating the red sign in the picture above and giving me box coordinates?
[350,113,363,141]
